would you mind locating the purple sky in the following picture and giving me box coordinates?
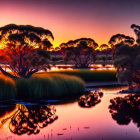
[0,0,140,47]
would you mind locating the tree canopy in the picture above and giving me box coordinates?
[96,44,112,54]
[0,24,54,79]
[131,24,140,45]
[108,34,135,50]
[114,44,140,89]
[59,38,98,68]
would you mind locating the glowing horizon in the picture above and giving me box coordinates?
[0,0,139,48]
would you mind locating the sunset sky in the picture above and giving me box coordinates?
[0,0,140,47]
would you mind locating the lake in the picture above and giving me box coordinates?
[0,86,139,140]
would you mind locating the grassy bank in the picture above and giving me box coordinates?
[0,69,117,101]
[0,74,85,101]
[36,69,117,82]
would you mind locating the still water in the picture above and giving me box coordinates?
[0,87,139,140]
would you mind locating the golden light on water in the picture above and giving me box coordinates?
[0,107,18,128]
[90,64,115,71]
[46,65,116,72]
[47,66,73,72]
[1,86,139,140]
[90,67,115,71]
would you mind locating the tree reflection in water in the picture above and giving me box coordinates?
[0,106,16,118]
[109,94,140,131]
[78,91,103,108]
[1,104,58,135]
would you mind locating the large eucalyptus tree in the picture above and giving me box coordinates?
[0,24,53,79]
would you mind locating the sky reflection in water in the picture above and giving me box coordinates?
[0,86,139,140]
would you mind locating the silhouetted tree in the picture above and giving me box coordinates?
[60,38,98,68]
[108,34,135,52]
[109,95,140,131]
[0,24,53,80]
[114,44,140,89]
[96,44,112,66]
[131,24,140,45]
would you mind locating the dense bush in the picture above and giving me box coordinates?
[16,74,85,100]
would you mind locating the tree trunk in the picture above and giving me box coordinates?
[0,66,19,80]
[26,69,38,78]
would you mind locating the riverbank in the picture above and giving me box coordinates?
[86,81,127,88]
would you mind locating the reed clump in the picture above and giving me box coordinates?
[0,78,16,100]
[16,74,85,100]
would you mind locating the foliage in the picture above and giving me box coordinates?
[131,24,140,45]
[0,73,85,101]
[95,44,113,66]
[59,38,98,68]
[0,24,53,79]
[108,34,135,52]
[114,44,140,88]
[16,74,85,100]
[110,24,140,88]
[51,56,63,61]
[0,78,16,100]
[96,44,112,54]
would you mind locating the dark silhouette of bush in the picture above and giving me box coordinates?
[114,45,140,89]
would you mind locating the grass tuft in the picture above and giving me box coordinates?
[16,74,85,100]
[0,78,16,100]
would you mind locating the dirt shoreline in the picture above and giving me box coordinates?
[86,81,127,87]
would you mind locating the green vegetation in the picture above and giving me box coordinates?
[42,69,117,82]
[0,69,118,101]
[16,74,85,100]
[108,24,140,90]
[114,45,140,89]
[0,78,16,100]
[0,74,85,101]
